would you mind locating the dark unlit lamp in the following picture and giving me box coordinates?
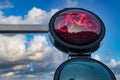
[54,58,115,80]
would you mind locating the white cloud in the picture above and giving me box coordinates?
[0,6,59,64]
[23,7,58,24]
[0,7,58,24]
[0,34,64,76]
[107,59,120,67]
[0,0,13,9]
[92,55,120,80]
[0,34,26,63]
[65,0,78,7]
[116,74,120,80]
[0,6,63,75]
[107,59,120,76]
[25,74,37,78]
[0,35,63,64]
[92,54,101,61]
[51,48,65,68]
[12,65,26,71]
[0,7,61,64]
[27,36,52,61]
[107,59,120,69]
[0,72,15,78]
[0,7,64,79]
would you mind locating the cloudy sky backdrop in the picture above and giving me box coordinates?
[0,0,120,80]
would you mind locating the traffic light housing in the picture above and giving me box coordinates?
[49,8,116,80]
[49,8,105,55]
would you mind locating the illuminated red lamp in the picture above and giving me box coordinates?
[49,8,105,54]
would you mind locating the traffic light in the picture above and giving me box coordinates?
[49,8,116,80]
[49,8,105,54]
[54,58,116,80]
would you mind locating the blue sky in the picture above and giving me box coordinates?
[0,0,120,80]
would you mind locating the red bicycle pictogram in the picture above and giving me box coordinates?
[57,12,99,32]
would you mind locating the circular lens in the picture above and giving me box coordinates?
[54,58,115,80]
[54,9,101,45]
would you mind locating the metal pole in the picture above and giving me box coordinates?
[0,24,49,33]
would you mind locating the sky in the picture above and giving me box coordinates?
[0,0,120,80]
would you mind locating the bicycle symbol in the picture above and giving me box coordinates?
[57,12,99,32]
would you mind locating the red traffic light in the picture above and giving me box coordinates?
[49,8,105,54]
[54,9,101,45]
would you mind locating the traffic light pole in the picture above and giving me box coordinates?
[0,24,49,33]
